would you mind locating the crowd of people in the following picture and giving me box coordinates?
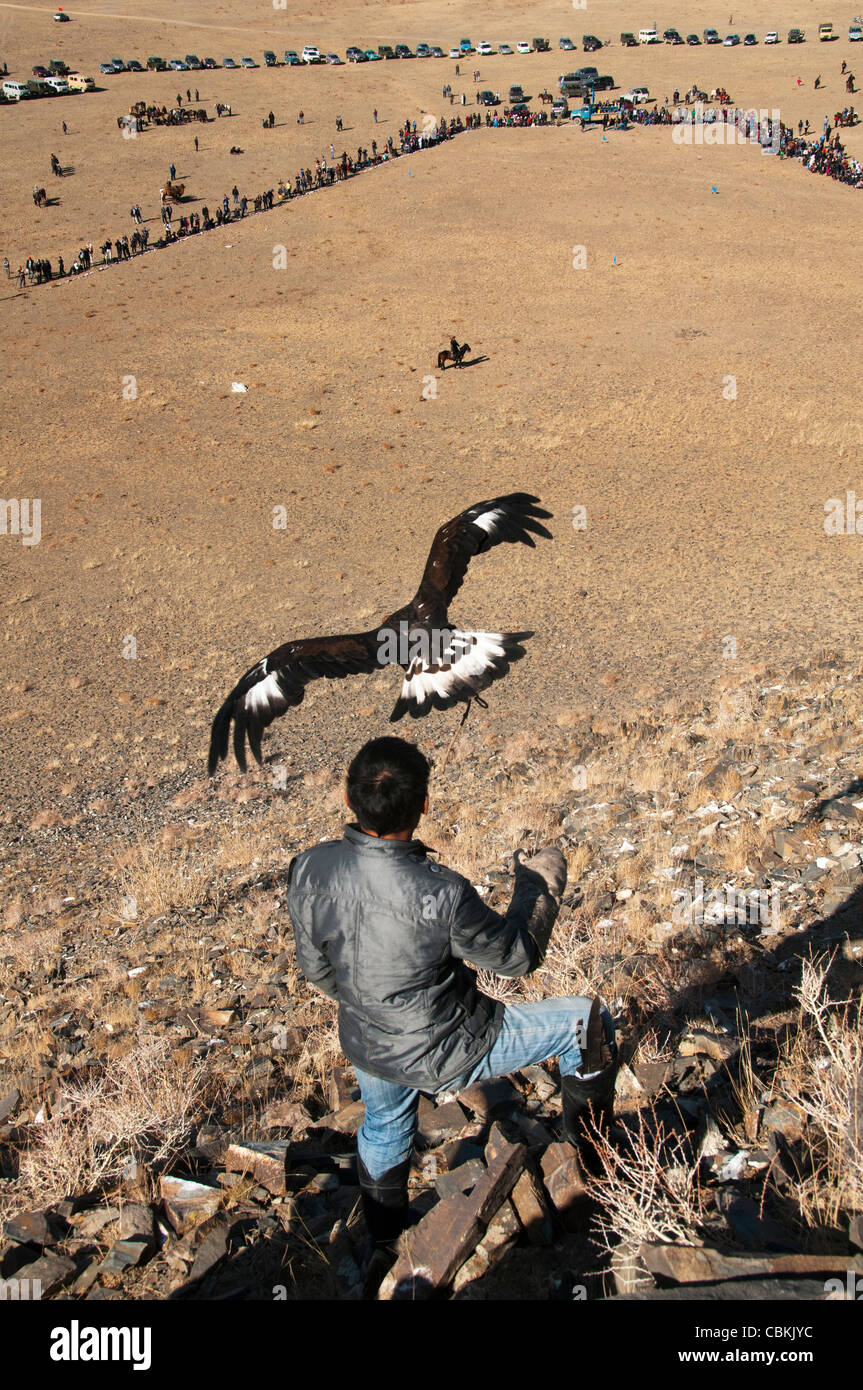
[630,93,863,189]
[12,114,478,289]
[12,65,863,290]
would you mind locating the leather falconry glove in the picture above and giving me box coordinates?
[509,846,568,962]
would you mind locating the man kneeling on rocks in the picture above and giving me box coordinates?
[286,737,618,1258]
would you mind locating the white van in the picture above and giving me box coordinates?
[44,75,70,93]
[68,72,96,91]
[638,28,659,43]
[3,80,31,100]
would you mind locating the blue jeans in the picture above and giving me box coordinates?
[355,996,614,1180]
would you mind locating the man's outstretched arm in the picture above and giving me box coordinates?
[449,847,567,978]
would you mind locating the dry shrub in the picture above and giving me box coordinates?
[774,954,863,1223]
[587,1107,712,1259]
[1,1041,206,1219]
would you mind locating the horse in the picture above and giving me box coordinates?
[438,340,471,369]
[33,188,47,207]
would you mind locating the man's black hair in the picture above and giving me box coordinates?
[346,737,431,836]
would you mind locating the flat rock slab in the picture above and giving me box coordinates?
[511,1169,554,1247]
[3,1208,68,1247]
[99,1239,151,1274]
[540,1141,589,1225]
[73,1207,120,1240]
[160,1175,222,1232]
[640,1242,863,1286]
[434,1158,486,1201]
[224,1140,290,1195]
[417,1096,468,1142]
[379,1140,526,1300]
[615,1277,843,1301]
[17,1250,76,1295]
[118,1202,157,1245]
[457,1078,521,1120]
[679,1030,739,1063]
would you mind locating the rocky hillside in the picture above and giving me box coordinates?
[1,655,861,1298]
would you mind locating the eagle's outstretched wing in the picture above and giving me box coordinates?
[208,631,382,774]
[413,493,553,612]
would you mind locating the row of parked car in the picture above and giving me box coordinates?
[2,57,93,101]
[622,22,862,45]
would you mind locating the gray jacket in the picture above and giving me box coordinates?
[286,825,560,1091]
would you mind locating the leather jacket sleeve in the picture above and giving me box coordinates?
[449,880,541,977]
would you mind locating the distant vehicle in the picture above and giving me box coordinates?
[551,95,569,115]
[126,59,144,71]
[168,59,188,70]
[620,32,638,46]
[686,33,701,44]
[394,45,414,58]
[459,39,473,53]
[788,28,805,42]
[498,44,513,55]
[301,46,320,62]
[223,58,238,68]
[850,23,863,41]
[560,37,575,50]
[241,56,258,68]
[27,78,54,96]
[516,41,531,54]
[724,34,741,46]
[583,35,603,51]
[743,34,757,45]
[638,29,659,44]
[416,43,431,57]
[346,45,363,60]
[99,61,114,74]
[476,42,493,56]
[185,54,202,68]
[477,89,498,104]
[203,58,217,68]
[33,64,50,77]
[45,74,69,92]
[147,56,167,70]
[108,58,126,71]
[284,51,300,65]
[378,45,395,59]
[325,53,341,64]
[764,31,779,44]
[3,79,31,99]
[365,50,382,61]
[508,83,524,101]
[430,47,445,58]
[819,22,837,40]
[449,47,461,59]
[53,9,70,20]
[68,72,95,90]
[263,51,277,66]
[509,102,530,115]
[533,38,551,51]
[703,28,721,43]
[622,86,650,102]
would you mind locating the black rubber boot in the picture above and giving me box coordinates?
[356,1154,413,1296]
[357,1154,412,1249]
[562,1000,620,1164]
